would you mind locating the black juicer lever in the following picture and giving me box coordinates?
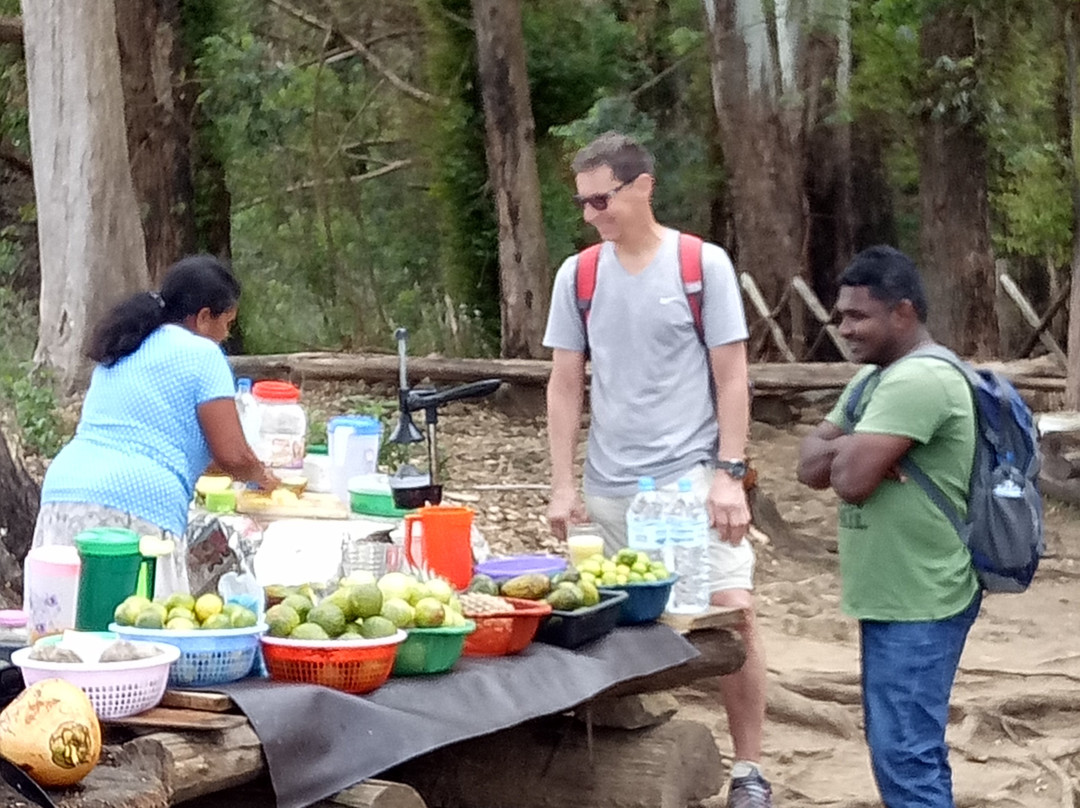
[404,379,502,417]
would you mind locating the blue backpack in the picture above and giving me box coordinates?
[843,344,1043,593]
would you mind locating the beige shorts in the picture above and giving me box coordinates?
[583,464,755,593]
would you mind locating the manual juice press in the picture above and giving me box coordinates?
[386,327,501,509]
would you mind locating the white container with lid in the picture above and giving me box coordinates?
[328,415,382,505]
[24,544,81,641]
[252,380,307,471]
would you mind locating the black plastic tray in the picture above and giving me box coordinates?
[534,589,629,649]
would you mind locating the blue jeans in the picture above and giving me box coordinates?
[860,592,981,808]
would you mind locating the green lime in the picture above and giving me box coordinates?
[230,607,258,629]
[359,615,397,639]
[307,602,347,638]
[290,622,330,640]
[266,604,300,637]
[348,584,383,620]
[281,594,313,621]
[201,613,231,630]
[134,608,164,629]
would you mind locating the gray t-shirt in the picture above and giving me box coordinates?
[543,228,748,497]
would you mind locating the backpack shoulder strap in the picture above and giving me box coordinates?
[677,233,705,345]
[895,344,972,534]
[575,244,603,356]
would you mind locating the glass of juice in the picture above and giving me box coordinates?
[567,523,605,568]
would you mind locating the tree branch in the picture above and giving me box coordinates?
[266,0,446,107]
[235,158,413,211]
[0,16,21,47]
[0,139,31,176]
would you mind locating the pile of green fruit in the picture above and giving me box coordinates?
[264,571,468,641]
[466,568,602,613]
[577,549,670,587]
[113,592,258,631]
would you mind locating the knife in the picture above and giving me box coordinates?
[0,755,58,808]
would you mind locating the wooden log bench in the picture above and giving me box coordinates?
[44,612,743,808]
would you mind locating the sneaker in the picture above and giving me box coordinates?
[727,771,773,808]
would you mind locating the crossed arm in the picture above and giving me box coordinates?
[796,421,914,504]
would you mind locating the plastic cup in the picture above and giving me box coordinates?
[567,524,605,567]
[74,528,143,631]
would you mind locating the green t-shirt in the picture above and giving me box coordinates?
[826,357,980,621]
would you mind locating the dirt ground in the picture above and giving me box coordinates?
[427,395,1080,808]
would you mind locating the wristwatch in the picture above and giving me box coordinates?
[716,458,749,480]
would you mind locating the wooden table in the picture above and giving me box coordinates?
[48,609,745,808]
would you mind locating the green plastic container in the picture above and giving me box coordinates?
[391,621,475,676]
[74,528,143,632]
[349,475,409,518]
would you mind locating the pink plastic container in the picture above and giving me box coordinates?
[24,545,81,641]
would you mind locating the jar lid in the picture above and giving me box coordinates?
[0,610,27,628]
[306,443,328,455]
[74,527,141,556]
[329,415,381,435]
[253,380,301,403]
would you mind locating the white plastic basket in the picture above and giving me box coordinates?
[12,641,181,719]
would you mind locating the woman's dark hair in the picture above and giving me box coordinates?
[86,255,241,366]
[838,245,929,323]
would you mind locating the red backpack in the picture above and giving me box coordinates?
[574,232,705,354]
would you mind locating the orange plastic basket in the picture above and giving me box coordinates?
[260,631,406,694]
[462,597,553,657]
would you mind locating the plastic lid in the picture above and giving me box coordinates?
[237,377,252,393]
[74,527,141,556]
[0,610,26,628]
[252,380,301,403]
[678,478,692,492]
[329,415,381,435]
[307,443,328,455]
[637,476,656,491]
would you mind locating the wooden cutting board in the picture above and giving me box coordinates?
[159,689,236,713]
[236,490,351,520]
[105,707,248,731]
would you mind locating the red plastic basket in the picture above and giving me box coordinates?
[462,597,552,657]
[260,631,406,694]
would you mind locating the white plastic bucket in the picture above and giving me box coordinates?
[328,415,382,505]
[24,545,81,641]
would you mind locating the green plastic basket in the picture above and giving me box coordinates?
[391,621,475,676]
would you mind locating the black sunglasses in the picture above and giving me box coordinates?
[572,179,633,212]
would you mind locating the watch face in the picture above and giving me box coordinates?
[718,460,747,479]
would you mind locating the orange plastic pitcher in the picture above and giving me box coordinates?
[403,506,474,589]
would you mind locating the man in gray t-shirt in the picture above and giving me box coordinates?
[543,132,772,808]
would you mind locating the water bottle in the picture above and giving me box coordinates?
[235,377,261,451]
[666,478,710,614]
[626,476,666,562]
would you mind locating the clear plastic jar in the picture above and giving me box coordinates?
[252,380,307,471]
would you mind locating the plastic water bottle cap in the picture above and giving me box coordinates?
[237,378,252,394]
[677,478,692,492]
[638,476,656,491]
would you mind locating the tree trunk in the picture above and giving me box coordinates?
[705,0,806,311]
[917,5,998,358]
[22,0,150,389]
[0,430,40,604]
[114,0,198,284]
[704,0,850,360]
[470,0,551,359]
[1065,1,1080,409]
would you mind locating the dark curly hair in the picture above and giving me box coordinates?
[86,255,241,366]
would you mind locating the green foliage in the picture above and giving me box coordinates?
[3,362,65,458]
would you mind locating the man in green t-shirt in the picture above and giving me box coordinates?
[796,246,981,808]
